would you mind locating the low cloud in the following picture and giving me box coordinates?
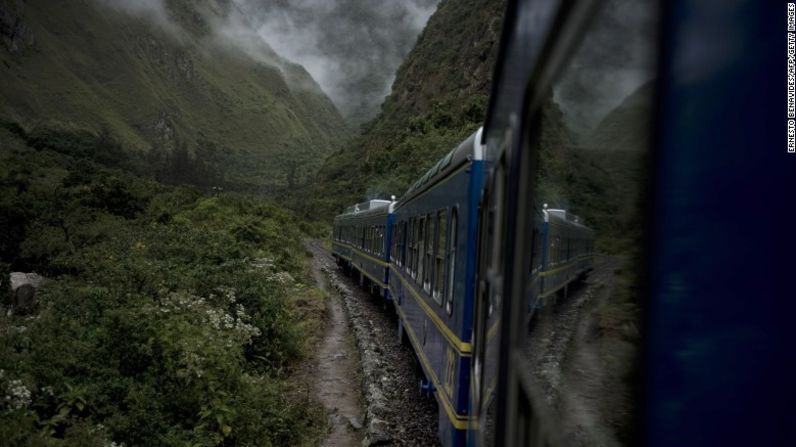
[554,0,658,133]
[97,0,174,30]
[97,0,439,124]
[233,0,439,125]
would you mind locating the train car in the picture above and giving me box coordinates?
[530,205,594,308]
[332,199,395,299]
[388,128,486,447]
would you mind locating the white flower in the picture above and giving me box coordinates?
[5,379,32,410]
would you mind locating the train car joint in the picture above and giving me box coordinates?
[420,379,435,398]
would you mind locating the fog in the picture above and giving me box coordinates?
[235,0,439,125]
[554,0,657,133]
[100,0,439,126]
[98,0,175,31]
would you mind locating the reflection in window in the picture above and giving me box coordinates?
[524,0,656,445]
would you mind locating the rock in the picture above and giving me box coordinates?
[349,416,363,430]
[9,272,45,315]
[362,417,391,446]
[0,0,34,53]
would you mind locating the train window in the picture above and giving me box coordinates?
[423,214,433,293]
[402,222,407,266]
[380,226,385,256]
[417,216,426,284]
[433,209,448,304]
[445,208,457,315]
[397,222,401,265]
[407,219,413,275]
[414,217,420,276]
[391,224,397,261]
[520,0,657,444]
[408,220,413,271]
[411,217,421,278]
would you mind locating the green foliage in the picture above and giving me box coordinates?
[0,137,322,446]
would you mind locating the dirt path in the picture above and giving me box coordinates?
[305,241,365,447]
[307,240,440,446]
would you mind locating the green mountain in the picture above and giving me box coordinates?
[0,0,351,191]
[304,0,506,219]
[587,81,655,153]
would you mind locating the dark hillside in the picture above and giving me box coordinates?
[305,0,506,218]
[0,0,351,192]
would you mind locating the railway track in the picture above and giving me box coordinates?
[307,240,441,446]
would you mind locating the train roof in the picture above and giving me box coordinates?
[399,127,485,204]
[543,207,592,231]
[335,199,395,221]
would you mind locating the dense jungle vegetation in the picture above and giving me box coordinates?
[0,125,326,446]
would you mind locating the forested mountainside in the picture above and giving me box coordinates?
[0,0,351,191]
[305,0,506,218]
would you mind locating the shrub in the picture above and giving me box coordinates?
[0,143,318,446]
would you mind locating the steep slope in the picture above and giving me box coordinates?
[0,0,351,191]
[587,81,655,153]
[305,0,505,218]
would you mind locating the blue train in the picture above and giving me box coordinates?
[337,0,790,445]
[332,199,395,299]
[331,128,593,446]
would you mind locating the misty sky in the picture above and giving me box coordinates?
[235,0,439,125]
[101,0,439,126]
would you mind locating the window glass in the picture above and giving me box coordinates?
[434,209,448,303]
[417,216,426,283]
[446,209,457,315]
[522,1,656,444]
[393,224,397,262]
[403,221,409,267]
[410,218,417,277]
[423,214,433,292]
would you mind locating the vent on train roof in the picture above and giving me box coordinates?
[346,199,391,214]
[543,206,585,225]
